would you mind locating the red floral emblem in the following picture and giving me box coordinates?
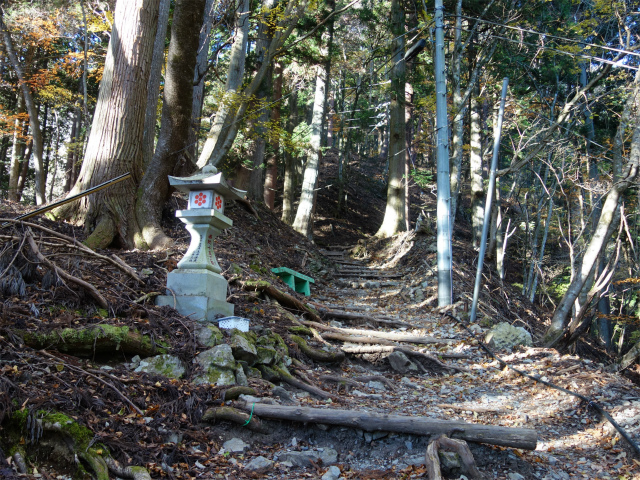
[194,192,207,206]
[214,195,223,210]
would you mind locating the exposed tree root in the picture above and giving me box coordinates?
[425,434,484,480]
[104,457,152,480]
[25,229,108,308]
[289,334,345,364]
[240,280,322,322]
[340,344,468,373]
[201,406,268,433]
[272,365,334,400]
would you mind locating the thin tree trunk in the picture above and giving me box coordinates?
[8,94,25,202]
[188,0,219,165]
[543,73,640,346]
[197,0,251,168]
[264,61,283,209]
[376,0,406,238]
[281,89,299,225]
[292,55,329,239]
[449,0,463,231]
[136,0,206,249]
[141,0,171,170]
[469,83,483,248]
[0,14,45,204]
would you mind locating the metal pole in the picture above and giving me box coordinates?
[470,78,509,323]
[434,0,452,306]
[1,173,132,229]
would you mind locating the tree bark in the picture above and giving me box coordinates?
[141,0,171,170]
[469,83,483,248]
[375,0,406,238]
[136,0,206,249]
[50,0,161,250]
[237,402,538,450]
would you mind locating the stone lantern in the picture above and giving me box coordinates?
[156,165,245,320]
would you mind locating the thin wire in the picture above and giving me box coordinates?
[456,27,639,71]
[455,14,640,60]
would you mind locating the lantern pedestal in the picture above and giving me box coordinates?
[156,166,244,321]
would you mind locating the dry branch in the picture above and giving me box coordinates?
[25,229,108,308]
[321,332,398,346]
[236,402,537,450]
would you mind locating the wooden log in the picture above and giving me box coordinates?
[340,344,467,360]
[321,332,398,346]
[312,304,413,328]
[236,403,537,450]
[301,320,455,345]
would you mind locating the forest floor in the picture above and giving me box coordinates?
[1,151,640,479]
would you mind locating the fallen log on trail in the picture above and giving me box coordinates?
[310,303,413,328]
[321,331,398,346]
[236,402,537,450]
[340,344,468,360]
[301,320,455,345]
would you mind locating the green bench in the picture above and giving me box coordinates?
[271,267,315,296]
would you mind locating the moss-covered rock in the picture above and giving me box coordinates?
[230,332,257,365]
[256,345,278,365]
[195,324,223,347]
[193,344,237,386]
[134,354,185,379]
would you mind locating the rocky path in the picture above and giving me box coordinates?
[228,246,640,479]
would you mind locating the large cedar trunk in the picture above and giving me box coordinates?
[50,0,161,250]
[136,0,206,249]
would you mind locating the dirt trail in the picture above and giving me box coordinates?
[241,245,640,479]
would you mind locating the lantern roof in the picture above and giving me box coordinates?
[168,165,246,200]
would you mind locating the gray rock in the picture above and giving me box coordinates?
[134,354,185,379]
[387,351,418,374]
[244,456,273,473]
[367,381,386,391]
[235,365,248,386]
[256,345,278,365]
[485,322,533,350]
[195,344,236,369]
[223,438,249,453]
[272,386,295,404]
[231,333,258,365]
[322,465,341,480]
[195,324,223,347]
[278,448,338,467]
[400,376,419,388]
[439,450,461,470]
[193,344,237,386]
[508,473,525,480]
